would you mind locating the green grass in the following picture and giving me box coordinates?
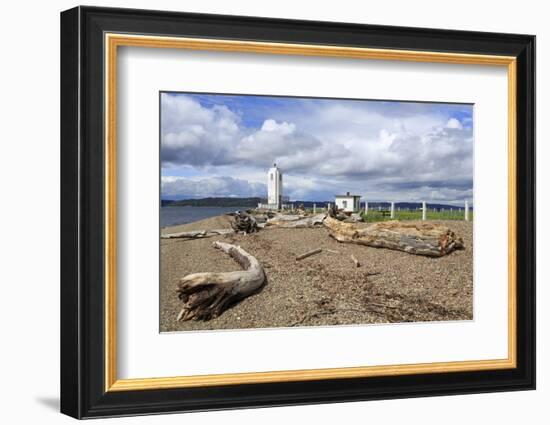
[361,209,473,223]
[287,206,473,222]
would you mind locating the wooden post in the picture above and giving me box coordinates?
[422,201,427,221]
[364,201,368,216]
[390,202,395,219]
[465,200,470,221]
[313,203,316,214]
[378,206,381,212]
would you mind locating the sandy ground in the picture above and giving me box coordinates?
[160,216,473,332]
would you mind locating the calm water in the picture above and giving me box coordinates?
[160,206,248,227]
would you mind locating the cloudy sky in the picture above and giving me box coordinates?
[161,92,473,205]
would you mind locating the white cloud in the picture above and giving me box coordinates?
[260,119,295,134]
[160,94,473,203]
[161,94,241,167]
[162,176,266,199]
[235,119,319,163]
[446,117,463,129]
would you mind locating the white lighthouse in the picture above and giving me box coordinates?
[267,163,283,209]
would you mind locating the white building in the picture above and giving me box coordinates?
[258,163,284,210]
[335,192,361,212]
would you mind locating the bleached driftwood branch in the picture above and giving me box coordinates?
[323,216,464,257]
[176,241,266,321]
[295,248,323,261]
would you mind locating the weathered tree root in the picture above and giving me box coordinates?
[176,241,266,321]
[323,216,464,257]
[231,211,258,234]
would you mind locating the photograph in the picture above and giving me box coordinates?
[57,4,536,419]
[159,92,474,332]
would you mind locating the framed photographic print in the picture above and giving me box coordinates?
[60,6,535,419]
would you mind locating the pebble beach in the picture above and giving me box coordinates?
[160,215,473,332]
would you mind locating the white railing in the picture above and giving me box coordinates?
[361,200,472,221]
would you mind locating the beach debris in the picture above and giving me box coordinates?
[323,216,464,257]
[176,241,266,321]
[231,211,258,234]
[161,229,233,240]
[266,213,326,228]
[295,248,323,261]
[348,213,364,223]
[327,203,349,221]
[350,254,361,267]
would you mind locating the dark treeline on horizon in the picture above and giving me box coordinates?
[161,197,472,210]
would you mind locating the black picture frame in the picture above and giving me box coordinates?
[61,5,535,419]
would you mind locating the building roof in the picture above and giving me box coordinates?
[335,194,361,198]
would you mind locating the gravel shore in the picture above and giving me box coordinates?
[160,216,473,332]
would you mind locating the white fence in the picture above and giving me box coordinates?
[362,200,471,221]
[264,199,472,222]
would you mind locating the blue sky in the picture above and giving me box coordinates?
[161,92,473,204]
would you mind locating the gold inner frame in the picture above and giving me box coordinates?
[104,33,517,392]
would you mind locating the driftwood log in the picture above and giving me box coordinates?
[323,216,464,257]
[161,229,233,240]
[266,214,306,222]
[266,213,326,228]
[176,241,266,321]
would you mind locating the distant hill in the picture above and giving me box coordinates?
[163,197,263,207]
[162,198,471,210]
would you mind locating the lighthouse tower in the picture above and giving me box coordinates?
[267,163,283,209]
